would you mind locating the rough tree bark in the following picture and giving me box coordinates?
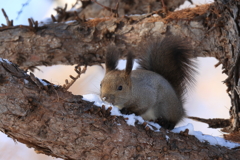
[76,0,190,19]
[0,0,240,159]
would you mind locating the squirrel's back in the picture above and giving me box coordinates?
[130,69,184,126]
[137,36,197,103]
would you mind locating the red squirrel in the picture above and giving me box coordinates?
[100,36,197,129]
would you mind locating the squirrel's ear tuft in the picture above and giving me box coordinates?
[105,46,119,73]
[125,51,134,76]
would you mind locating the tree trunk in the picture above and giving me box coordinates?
[0,0,240,159]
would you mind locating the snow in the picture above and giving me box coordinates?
[147,121,161,131]
[65,20,76,24]
[126,14,147,17]
[83,94,148,126]
[0,58,11,64]
[37,78,48,86]
[152,14,160,17]
[173,124,240,148]
[165,135,170,141]
[24,79,29,84]
[83,94,240,149]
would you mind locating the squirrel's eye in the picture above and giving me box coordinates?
[117,86,122,91]
[100,83,102,87]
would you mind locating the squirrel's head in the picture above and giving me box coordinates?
[100,46,133,108]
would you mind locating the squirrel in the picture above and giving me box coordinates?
[100,36,197,130]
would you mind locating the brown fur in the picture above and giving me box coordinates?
[100,36,197,130]
[138,36,197,103]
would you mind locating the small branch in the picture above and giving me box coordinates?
[91,0,119,17]
[72,0,78,8]
[1,8,13,27]
[188,0,193,4]
[63,65,87,90]
[188,116,231,128]
[74,11,86,23]
[53,3,77,22]
[28,18,33,28]
[160,0,168,14]
[28,18,39,32]
[224,131,240,143]
[74,11,82,22]
[51,14,57,22]
[214,61,222,68]
[54,3,68,22]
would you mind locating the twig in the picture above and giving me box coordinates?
[214,61,222,68]
[63,65,87,90]
[1,8,13,27]
[51,15,57,22]
[74,11,83,22]
[160,0,168,14]
[71,0,81,9]
[188,116,231,128]
[55,3,67,15]
[91,0,119,17]
[54,3,69,22]
[188,0,193,4]
[28,18,39,32]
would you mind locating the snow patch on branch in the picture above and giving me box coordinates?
[82,94,160,130]
[0,58,12,64]
[173,124,240,149]
[83,94,240,149]
[37,78,48,86]
[65,20,76,24]
[24,79,29,84]
[165,135,170,141]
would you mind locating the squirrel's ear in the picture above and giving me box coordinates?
[125,51,133,76]
[105,46,119,73]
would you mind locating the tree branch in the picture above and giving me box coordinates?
[188,116,231,128]
[79,0,189,19]
[0,3,233,69]
[0,58,239,160]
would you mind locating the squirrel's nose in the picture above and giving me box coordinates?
[102,96,111,101]
[101,94,114,104]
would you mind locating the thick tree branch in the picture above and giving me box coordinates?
[0,2,235,69]
[0,58,240,160]
[78,0,190,19]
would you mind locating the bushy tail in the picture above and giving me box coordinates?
[138,36,197,102]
